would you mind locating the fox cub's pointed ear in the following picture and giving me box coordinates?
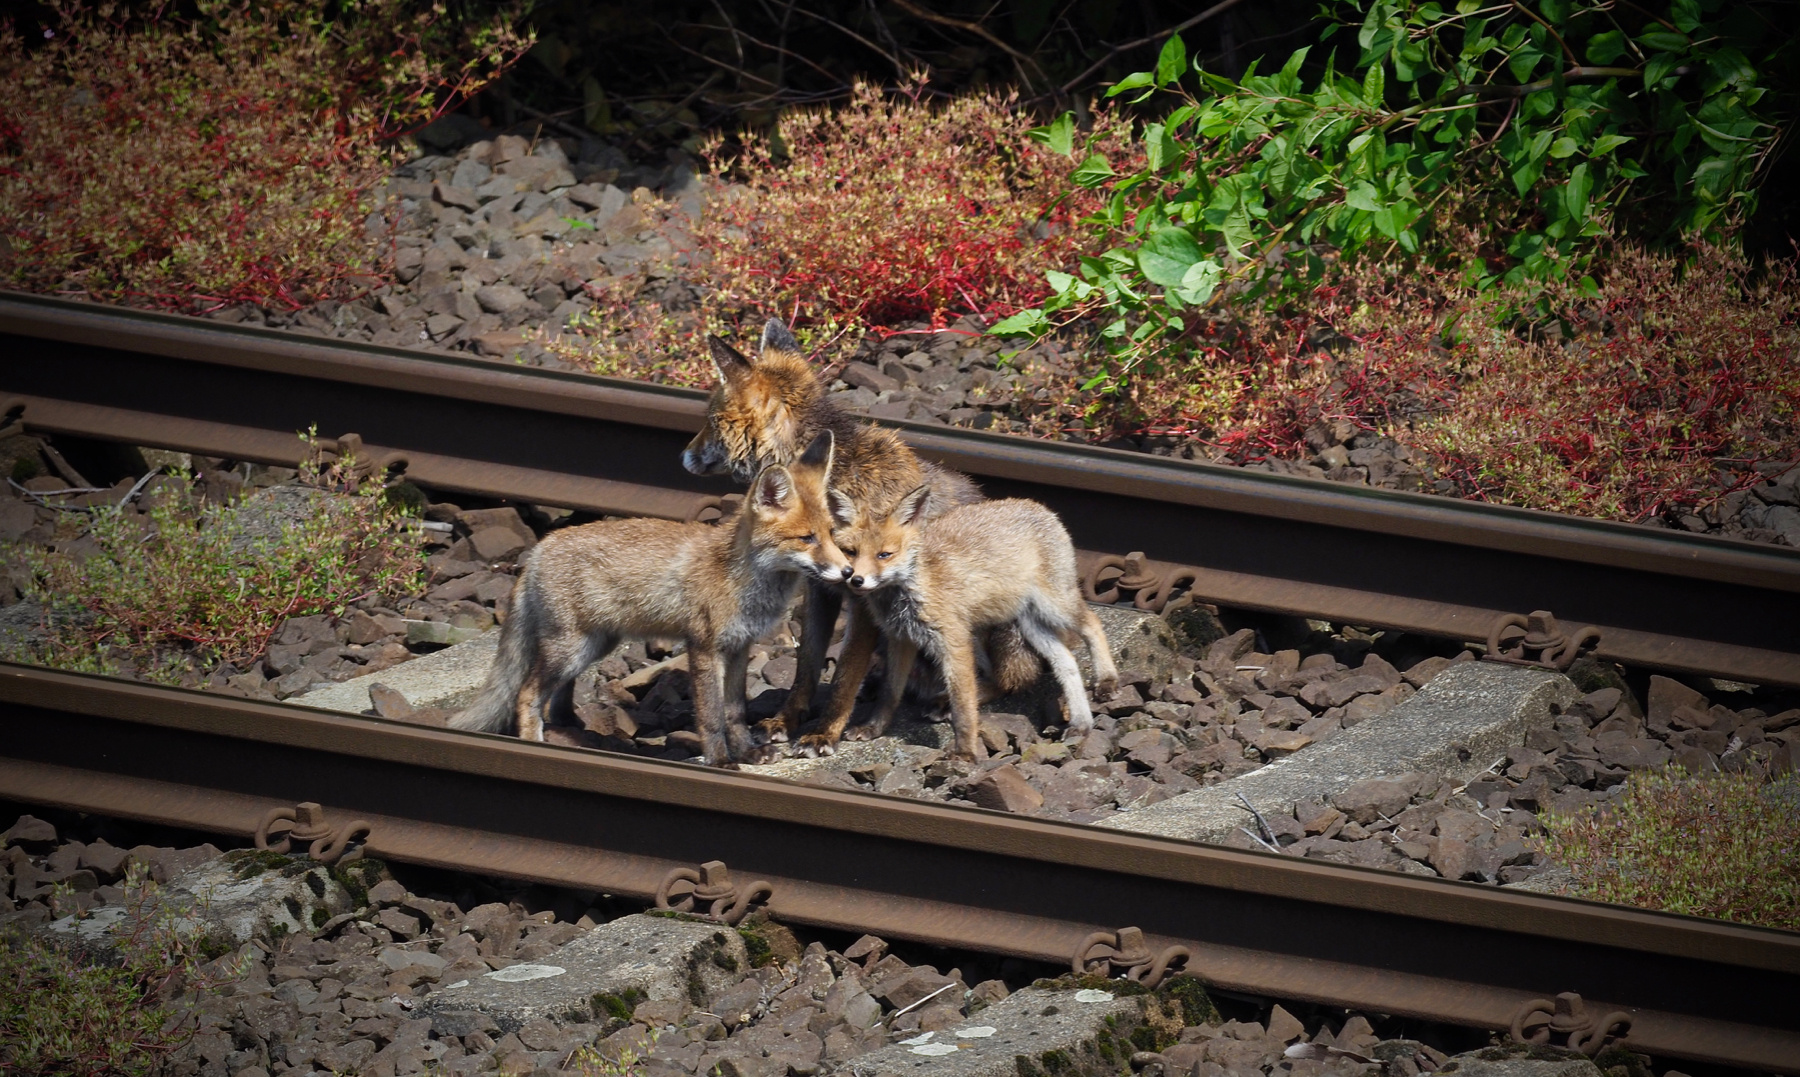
[827,489,858,527]
[709,335,755,384]
[797,430,834,476]
[893,484,931,527]
[761,318,800,355]
[754,466,795,511]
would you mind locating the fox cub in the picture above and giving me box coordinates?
[822,488,1119,760]
[450,431,849,765]
[681,320,1040,753]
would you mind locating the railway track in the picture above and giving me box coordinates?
[3,289,1800,1071]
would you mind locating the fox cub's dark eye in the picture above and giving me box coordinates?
[877,551,893,560]
[841,547,858,557]
[800,533,816,544]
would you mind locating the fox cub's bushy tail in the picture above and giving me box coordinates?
[448,573,539,734]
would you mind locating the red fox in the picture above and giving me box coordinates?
[819,489,1119,760]
[450,431,849,765]
[681,320,1040,754]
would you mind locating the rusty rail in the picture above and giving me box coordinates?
[5,290,1799,687]
[1,663,1797,1071]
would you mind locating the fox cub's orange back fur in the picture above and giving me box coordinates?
[682,320,1039,753]
[452,431,849,765]
[828,490,1119,760]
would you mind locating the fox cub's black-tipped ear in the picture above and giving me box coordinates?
[893,484,931,527]
[828,489,858,527]
[798,429,834,475]
[709,335,755,383]
[754,466,795,510]
[761,319,800,354]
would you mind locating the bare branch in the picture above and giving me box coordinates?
[887,0,1049,89]
[1059,0,1252,95]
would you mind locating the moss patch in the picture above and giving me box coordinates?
[225,848,295,879]
[329,857,384,911]
[592,986,646,1028]
[735,913,800,967]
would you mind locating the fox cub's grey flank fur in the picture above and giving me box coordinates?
[450,431,848,765]
[827,490,1119,760]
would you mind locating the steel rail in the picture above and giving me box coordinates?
[0,662,1796,1071]
[5,291,1798,687]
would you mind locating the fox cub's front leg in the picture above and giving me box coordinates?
[798,602,880,756]
[757,583,841,747]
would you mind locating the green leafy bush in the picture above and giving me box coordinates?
[994,0,1781,392]
[1536,768,1800,930]
[0,0,530,312]
[4,440,424,680]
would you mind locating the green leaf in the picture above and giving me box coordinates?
[1636,30,1689,53]
[1080,374,1110,391]
[1707,47,1757,92]
[1549,137,1579,159]
[1643,53,1679,90]
[1044,269,1077,294]
[1029,113,1075,156]
[1371,199,1420,239]
[1173,259,1222,305]
[1564,161,1592,221]
[1362,62,1385,107]
[1590,133,1632,155]
[1670,0,1702,33]
[988,309,1048,337]
[1104,72,1155,98]
[1344,181,1382,211]
[1585,30,1626,65]
[1508,45,1541,85]
[1155,34,1187,87]
[1144,122,1181,172]
[1138,227,1206,288]
[1511,157,1545,196]
[1071,153,1116,188]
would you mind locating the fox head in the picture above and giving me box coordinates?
[745,429,852,583]
[829,483,931,594]
[683,320,825,483]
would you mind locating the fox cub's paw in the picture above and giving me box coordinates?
[744,741,791,765]
[754,717,792,744]
[1092,674,1119,702]
[842,721,890,743]
[795,734,838,758]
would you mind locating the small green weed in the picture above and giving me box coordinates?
[2,434,424,680]
[1536,768,1800,931]
[0,864,253,1076]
